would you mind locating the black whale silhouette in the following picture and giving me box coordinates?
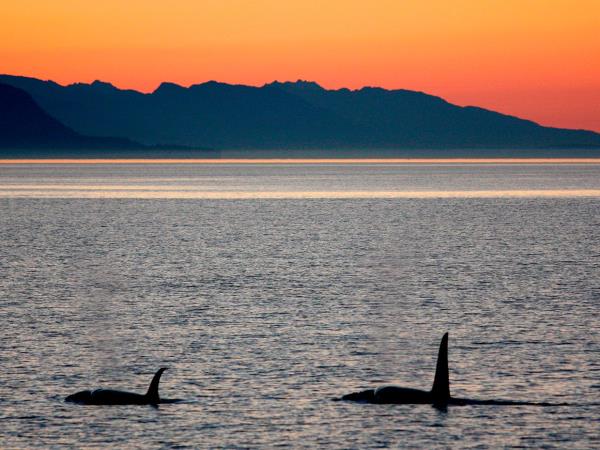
[338,333,563,407]
[65,368,181,406]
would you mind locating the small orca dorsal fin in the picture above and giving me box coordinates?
[431,333,450,401]
[145,368,167,403]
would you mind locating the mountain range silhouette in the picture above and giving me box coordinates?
[0,83,144,156]
[1,74,600,156]
[0,82,217,157]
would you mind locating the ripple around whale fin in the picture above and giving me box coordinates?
[431,332,450,403]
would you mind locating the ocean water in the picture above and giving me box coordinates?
[0,161,599,448]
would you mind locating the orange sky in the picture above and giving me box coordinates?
[2,0,599,131]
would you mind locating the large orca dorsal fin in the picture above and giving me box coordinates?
[145,368,167,403]
[431,333,450,401]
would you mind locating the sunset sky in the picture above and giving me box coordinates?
[2,0,599,131]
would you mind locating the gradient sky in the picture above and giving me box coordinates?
[2,0,599,131]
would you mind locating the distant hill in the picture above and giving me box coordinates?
[0,82,216,157]
[1,74,600,156]
[0,82,145,156]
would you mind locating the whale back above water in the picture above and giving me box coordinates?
[338,333,566,407]
[65,368,170,405]
[340,333,450,405]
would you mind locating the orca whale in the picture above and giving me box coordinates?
[338,333,560,407]
[65,368,181,406]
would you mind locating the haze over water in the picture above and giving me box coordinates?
[1,161,599,448]
[1,159,600,199]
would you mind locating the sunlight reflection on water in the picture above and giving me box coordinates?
[1,186,600,199]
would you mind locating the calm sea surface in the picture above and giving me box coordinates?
[0,162,599,448]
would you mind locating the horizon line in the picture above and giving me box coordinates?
[2,158,600,165]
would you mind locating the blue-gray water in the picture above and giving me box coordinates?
[1,162,599,448]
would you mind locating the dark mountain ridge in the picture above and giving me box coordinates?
[0,82,144,155]
[1,74,600,156]
[0,82,217,157]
